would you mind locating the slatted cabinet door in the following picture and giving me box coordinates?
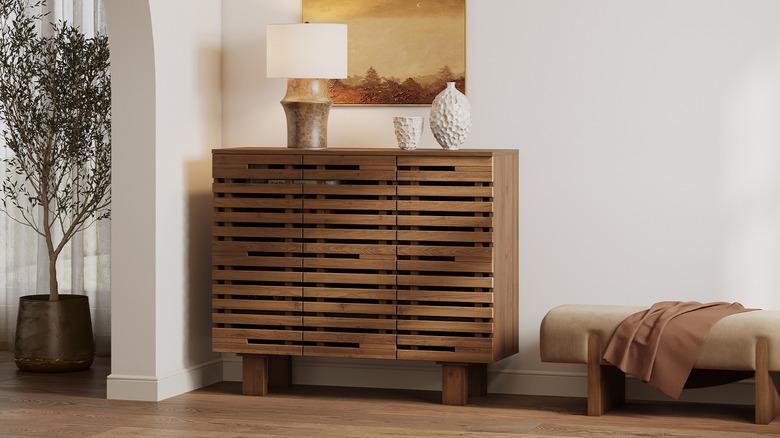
[212,154,304,356]
[395,155,495,363]
[301,155,398,359]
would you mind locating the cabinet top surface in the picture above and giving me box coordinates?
[214,147,517,156]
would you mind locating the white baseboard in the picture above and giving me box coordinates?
[108,358,223,401]
[222,356,754,406]
[106,373,158,401]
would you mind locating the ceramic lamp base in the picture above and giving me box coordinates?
[281,78,332,149]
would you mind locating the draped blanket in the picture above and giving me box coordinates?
[602,301,753,399]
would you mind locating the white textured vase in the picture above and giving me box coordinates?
[429,82,471,150]
[393,116,424,151]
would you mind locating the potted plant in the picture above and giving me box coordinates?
[0,0,110,372]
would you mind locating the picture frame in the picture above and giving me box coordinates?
[302,0,467,106]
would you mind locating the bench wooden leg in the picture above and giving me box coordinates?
[242,355,293,396]
[756,339,780,424]
[587,334,625,416]
[441,363,469,405]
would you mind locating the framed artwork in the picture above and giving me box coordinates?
[302,0,466,106]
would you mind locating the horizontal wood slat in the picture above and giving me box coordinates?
[304,170,395,181]
[214,154,302,165]
[213,183,303,194]
[213,299,302,312]
[303,345,395,360]
[213,270,302,283]
[304,243,396,256]
[397,185,493,197]
[213,314,302,327]
[304,272,396,285]
[213,344,303,356]
[214,212,302,223]
[216,148,494,156]
[396,290,492,303]
[212,284,302,298]
[303,332,395,345]
[304,302,396,315]
[303,258,395,270]
[397,335,493,349]
[397,319,493,334]
[213,198,301,209]
[214,241,303,254]
[397,201,492,213]
[304,154,395,165]
[396,349,490,363]
[304,317,397,331]
[397,305,493,319]
[396,215,491,228]
[214,167,302,180]
[214,328,302,342]
[214,227,302,239]
[397,156,492,167]
[303,199,395,211]
[303,185,395,196]
[397,230,493,243]
[304,214,395,226]
[213,256,302,268]
[303,229,395,240]
[396,245,492,258]
[397,171,492,182]
[397,275,494,288]
[396,260,493,273]
[304,287,396,300]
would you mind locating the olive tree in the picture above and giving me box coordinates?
[0,0,111,301]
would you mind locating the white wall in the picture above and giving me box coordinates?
[105,0,158,396]
[106,0,223,401]
[221,0,780,404]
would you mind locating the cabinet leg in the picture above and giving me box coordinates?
[242,355,269,396]
[441,363,469,405]
[242,355,293,396]
[468,363,488,397]
[269,355,292,388]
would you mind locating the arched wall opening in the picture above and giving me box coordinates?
[104,0,222,401]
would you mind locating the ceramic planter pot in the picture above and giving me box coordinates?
[14,295,95,372]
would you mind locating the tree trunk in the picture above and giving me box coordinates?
[48,254,59,301]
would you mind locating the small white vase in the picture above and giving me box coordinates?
[393,116,424,151]
[429,82,471,150]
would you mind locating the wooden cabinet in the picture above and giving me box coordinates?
[212,148,518,404]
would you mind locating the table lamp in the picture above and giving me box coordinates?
[267,23,348,149]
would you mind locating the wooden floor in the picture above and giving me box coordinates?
[0,352,777,437]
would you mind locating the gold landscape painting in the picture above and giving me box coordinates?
[302,0,466,105]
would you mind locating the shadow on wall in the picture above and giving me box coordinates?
[182,44,222,368]
[184,157,213,369]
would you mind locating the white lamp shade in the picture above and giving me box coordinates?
[267,23,348,79]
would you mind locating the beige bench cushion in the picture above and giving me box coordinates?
[540,304,780,371]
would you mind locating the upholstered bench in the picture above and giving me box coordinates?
[540,305,780,424]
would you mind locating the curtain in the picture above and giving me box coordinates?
[0,0,110,355]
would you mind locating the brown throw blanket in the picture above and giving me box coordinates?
[603,301,753,399]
